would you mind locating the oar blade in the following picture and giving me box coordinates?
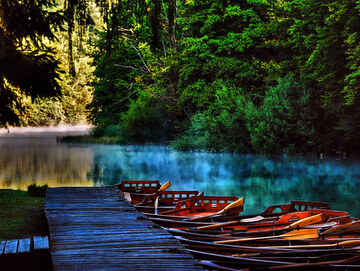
[215,229,319,244]
[158,181,171,192]
[282,228,319,240]
[223,197,245,212]
[288,213,324,229]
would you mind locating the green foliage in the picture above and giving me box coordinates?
[121,91,167,143]
[245,75,316,155]
[171,81,251,152]
[27,183,49,198]
[24,98,64,126]
[178,0,273,114]
[0,0,96,128]
[5,0,360,154]
[0,0,63,125]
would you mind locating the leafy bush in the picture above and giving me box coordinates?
[171,81,252,152]
[27,183,48,197]
[245,75,316,155]
[121,91,167,143]
[25,98,65,126]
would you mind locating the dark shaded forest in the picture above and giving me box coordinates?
[1,0,360,155]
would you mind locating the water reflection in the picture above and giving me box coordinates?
[0,127,94,189]
[1,129,360,217]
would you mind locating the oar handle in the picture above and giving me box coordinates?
[189,197,244,221]
[154,196,159,215]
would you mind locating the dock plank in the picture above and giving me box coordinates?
[17,238,31,253]
[0,240,5,255]
[33,236,49,250]
[45,187,203,270]
[4,240,18,254]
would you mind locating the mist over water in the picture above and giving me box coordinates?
[1,127,360,217]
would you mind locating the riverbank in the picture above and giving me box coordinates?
[0,189,48,240]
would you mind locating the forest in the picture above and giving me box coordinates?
[1,0,360,156]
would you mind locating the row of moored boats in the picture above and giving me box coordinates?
[115,180,360,270]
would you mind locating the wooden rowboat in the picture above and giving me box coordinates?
[116,180,162,193]
[176,236,360,255]
[191,209,351,234]
[195,251,360,270]
[170,216,360,270]
[145,196,244,225]
[115,180,171,203]
[134,190,201,214]
[146,201,335,230]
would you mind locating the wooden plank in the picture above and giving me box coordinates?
[4,239,18,254]
[17,238,31,253]
[0,240,5,255]
[33,236,49,250]
[45,187,203,271]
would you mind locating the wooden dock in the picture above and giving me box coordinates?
[45,187,203,270]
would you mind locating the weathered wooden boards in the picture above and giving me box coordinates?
[0,236,49,257]
[0,235,51,271]
[45,187,203,270]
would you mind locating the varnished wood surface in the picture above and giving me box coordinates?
[45,187,203,270]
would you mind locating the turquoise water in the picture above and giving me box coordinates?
[90,145,360,217]
[1,130,360,217]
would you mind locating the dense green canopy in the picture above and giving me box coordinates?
[88,0,360,155]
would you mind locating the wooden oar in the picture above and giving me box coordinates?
[158,181,171,192]
[285,213,324,229]
[194,220,241,230]
[195,215,265,230]
[269,240,360,249]
[321,220,360,236]
[154,196,159,215]
[215,214,324,244]
[215,228,319,244]
[197,191,204,196]
[198,212,323,232]
[189,197,245,221]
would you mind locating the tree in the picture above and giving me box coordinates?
[0,0,63,126]
[89,0,183,139]
[63,0,94,78]
[176,0,277,115]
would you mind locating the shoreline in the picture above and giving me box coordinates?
[0,124,94,137]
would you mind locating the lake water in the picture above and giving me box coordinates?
[1,126,360,217]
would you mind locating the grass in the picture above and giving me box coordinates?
[0,189,49,240]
